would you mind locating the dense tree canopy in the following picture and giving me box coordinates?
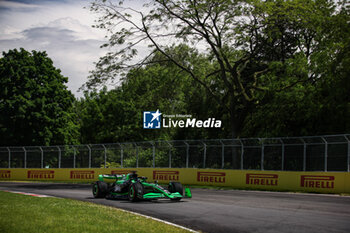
[242,0,350,137]
[1,0,349,147]
[86,0,349,138]
[77,47,227,143]
[0,48,79,146]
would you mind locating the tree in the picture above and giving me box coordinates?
[0,48,79,146]
[76,88,140,143]
[121,47,228,139]
[87,0,339,138]
[242,1,350,137]
[77,45,228,143]
[77,49,210,143]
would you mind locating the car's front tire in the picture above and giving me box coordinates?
[168,182,183,194]
[92,181,108,198]
[168,182,183,201]
[128,182,143,202]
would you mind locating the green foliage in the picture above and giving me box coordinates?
[85,0,349,138]
[0,48,79,146]
[242,0,350,137]
[0,191,189,233]
[76,88,140,143]
[76,47,228,143]
[101,162,121,168]
[3,0,348,148]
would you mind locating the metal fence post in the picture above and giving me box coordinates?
[23,147,27,168]
[57,146,61,168]
[120,144,123,168]
[239,139,244,170]
[321,137,328,172]
[86,145,91,168]
[220,140,225,169]
[132,143,138,168]
[39,146,43,168]
[184,142,189,168]
[7,147,10,168]
[102,144,107,168]
[152,142,155,168]
[345,135,350,172]
[260,139,264,170]
[301,138,306,171]
[202,141,207,168]
[169,148,172,168]
[166,141,172,168]
[279,139,285,171]
[73,146,76,168]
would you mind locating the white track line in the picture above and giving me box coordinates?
[116,208,199,232]
[3,190,55,197]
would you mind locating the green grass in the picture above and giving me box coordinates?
[0,191,191,233]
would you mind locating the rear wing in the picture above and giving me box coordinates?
[98,174,124,182]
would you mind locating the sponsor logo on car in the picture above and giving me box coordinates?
[0,170,11,179]
[153,171,179,181]
[111,170,134,175]
[70,170,94,179]
[300,175,335,189]
[27,170,54,179]
[246,173,278,186]
[197,172,226,183]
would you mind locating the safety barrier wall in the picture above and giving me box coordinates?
[1,168,349,194]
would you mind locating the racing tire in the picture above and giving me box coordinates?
[168,182,183,201]
[92,181,108,198]
[128,182,144,202]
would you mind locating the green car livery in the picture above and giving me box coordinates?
[92,171,192,201]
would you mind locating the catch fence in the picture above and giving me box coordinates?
[0,134,349,171]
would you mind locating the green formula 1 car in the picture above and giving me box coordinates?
[92,171,192,201]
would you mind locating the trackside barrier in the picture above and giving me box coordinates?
[1,134,349,172]
[0,168,349,194]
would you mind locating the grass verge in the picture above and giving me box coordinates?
[0,191,191,233]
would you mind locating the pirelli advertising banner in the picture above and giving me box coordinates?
[0,168,349,194]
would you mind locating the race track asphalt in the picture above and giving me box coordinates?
[0,182,350,233]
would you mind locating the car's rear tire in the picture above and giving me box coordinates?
[168,182,183,201]
[92,181,108,198]
[128,182,143,202]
